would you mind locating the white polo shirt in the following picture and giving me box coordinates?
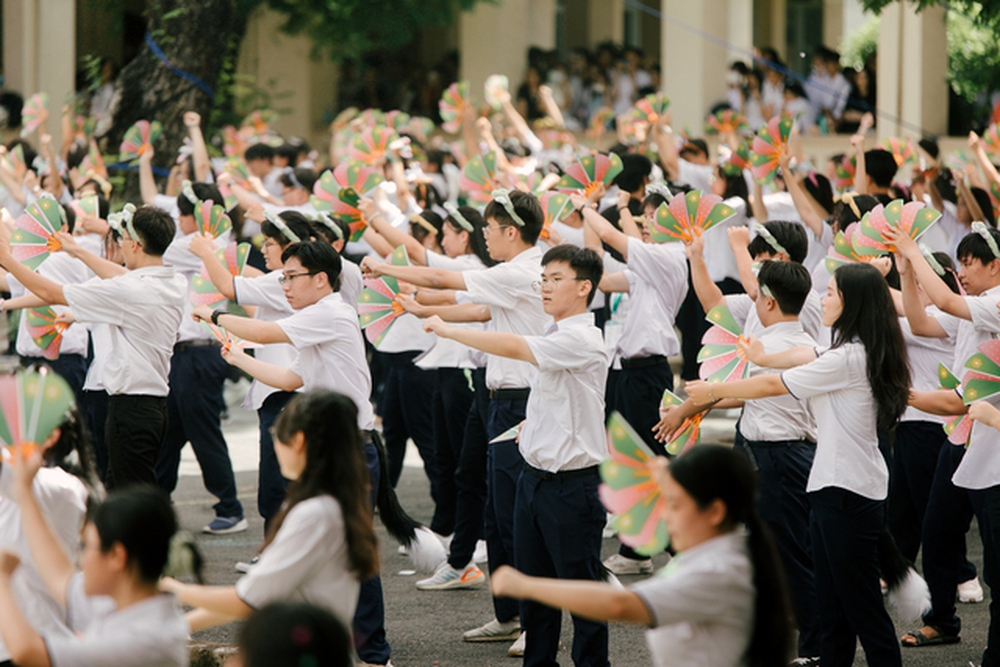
[233,271,297,411]
[701,197,745,284]
[781,342,888,500]
[520,312,610,472]
[616,238,687,360]
[162,231,230,343]
[900,308,955,424]
[338,258,363,311]
[8,254,93,358]
[416,252,488,370]
[458,246,549,390]
[726,291,824,342]
[277,292,374,430]
[64,267,186,397]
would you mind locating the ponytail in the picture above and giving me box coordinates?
[744,512,794,667]
[43,406,102,497]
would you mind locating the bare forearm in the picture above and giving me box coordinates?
[0,577,50,666]
[0,259,66,305]
[509,575,651,625]
[199,254,236,300]
[172,583,253,621]
[214,313,289,345]
[65,246,128,278]
[380,264,466,290]
[436,326,535,363]
[910,389,965,415]
[420,302,491,322]
[752,345,818,369]
[139,159,159,205]
[415,288,458,306]
[227,352,303,391]
[689,255,725,311]
[709,373,789,400]
[18,492,74,606]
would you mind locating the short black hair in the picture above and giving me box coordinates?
[275,143,299,162]
[957,227,1000,266]
[864,149,897,188]
[542,244,604,306]
[62,204,76,234]
[757,260,811,315]
[309,214,351,250]
[132,205,176,256]
[281,241,342,291]
[801,172,834,216]
[614,154,653,194]
[176,182,223,217]
[90,487,177,584]
[279,167,317,194]
[970,186,997,226]
[262,211,316,247]
[238,602,352,667]
[483,190,544,245]
[245,143,275,162]
[747,221,808,263]
[641,192,668,210]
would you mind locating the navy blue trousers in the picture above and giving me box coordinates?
[970,485,1000,667]
[447,368,488,569]
[257,390,296,534]
[80,388,109,481]
[381,352,439,503]
[105,394,167,490]
[430,368,475,536]
[354,440,391,664]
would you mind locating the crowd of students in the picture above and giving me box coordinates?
[2,53,1000,667]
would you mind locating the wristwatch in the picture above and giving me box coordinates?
[211,308,226,326]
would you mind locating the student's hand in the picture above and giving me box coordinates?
[54,310,75,327]
[53,231,81,257]
[652,407,683,443]
[858,112,874,135]
[359,256,384,279]
[158,576,184,595]
[40,134,53,153]
[139,144,155,165]
[357,198,377,222]
[245,202,265,223]
[78,213,109,236]
[220,344,248,367]
[0,551,20,578]
[969,131,981,151]
[569,194,590,212]
[183,112,201,128]
[588,183,607,205]
[727,226,751,250]
[969,401,1000,430]
[216,171,234,187]
[895,253,910,276]
[616,190,630,210]
[684,233,705,260]
[422,314,450,336]
[684,380,718,406]
[188,232,215,259]
[191,305,213,323]
[884,226,918,258]
[9,444,44,505]
[489,565,527,598]
[738,334,765,365]
[395,293,427,317]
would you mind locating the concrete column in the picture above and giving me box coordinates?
[528,0,557,50]
[823,0,844,50]
[728,0,754,62]
[588,0,624,45]
[459,0,531,100]
[661,0,730,133]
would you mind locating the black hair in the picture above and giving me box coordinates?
[262,211,316,248]
[280,240,343,292]
[270,391,379,580]
[445,206,496,268]
[957,226,1000,266]
[541,244,604,306]
[483,190,544,245]
[131,205,176,256]
[668,445,794,667]
[90,487,177,584]
[863,149,897,189]
[238,602,352,667]
[679,139,709,160]
[784,81,806,99]
[62,205,76,235]
[933,252,962,295]
[176,182,223,218]
[800,172,834,216]
[969,186,997,226]
[614,154,653,195]
[918,137,940,160]
[756,260,811,315]
[274,143,300,163]
[641,192,668,211]
[279,167,318,194]
[244,143,275,162]
[309,214,351,252]
[831,263,911,431]
[410,210,444,248]
[832,194,879,230]
[714,165,750,209]
[746,221,808,263]
[95,194,110,220]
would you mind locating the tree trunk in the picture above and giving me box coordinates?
[108,0,249,201]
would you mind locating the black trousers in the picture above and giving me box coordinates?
[430,368,475,536]
[80,388,110,481]
[105,394,167,490]
[258,391,296,533]
[674,273,743,381]
[971,485,1000,667]
[381,352,439,498]
[354,440,391,664]
[447,368,489,569]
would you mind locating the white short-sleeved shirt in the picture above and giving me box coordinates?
[632,531,754,667]
[338,258,363,311]
[520,313,610,472]
[738,321,817,442]
[676,159,713,193]
[415,252,487,370]
[458,246,549,390]
[63,267,186,397]
[8,254,93,357]
[725,291,824,342]
[162,231,230,343]
[617,238,688,359]
[45,574,188,667]
[82,323,112,392]
[277,293,374,430]
[236,495,359,627]
[233,271,297,411]
[901,308,955,424]
[701,198,746,284]
[781,343,888,500]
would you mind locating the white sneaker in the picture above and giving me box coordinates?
[462,617,521,642]
[473,539,488,564]
[959,577,985,603]
[603,553,654,575]
[508,631,526,657]
[416,562,484,590]
[234,556,259,573]
[603,515,617,538]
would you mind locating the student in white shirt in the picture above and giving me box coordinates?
[490,444,795,667]
[0,205,186,490]
[306,212,363,310]
[422,244,611,666]
[161,391,379,634]
[687,263,911,667]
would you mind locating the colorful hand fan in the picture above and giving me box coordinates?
[2,144,26,177]
[705,109,748,135]
[720,141,751,176]
[630,93,670,124]
[489,422,522,444]
[0,368,75,454]
[310,163,384,242]
[25,307,67,360]
[190,275,247,317]
[223,158,251,187]
[587,107,615,138]
[202,322,258,353]
[213,242,251,278]
[241,110,276,138]
[938,364,970,445]
[350,126,399,166]
[358,108,386,127]
[217,181,239,212]
[945,150,973,174]
[856,199,942,254]
[939,363,961,391]
[697,305,750,383]
[11,197,66,270]
[983,124,1000,161]
[649,190,736,244]
[880,137,915,168]
[964,340,1000,380]
[824,224,867,274]
[484,75,509,110]
[539,191,572,240]
[70,194,100,220]
[598,412,670,556]
[749,115,794,185]
[659,389,703,456]
[439,81,470,134]
[389,244,411,267]
[459,151,500,203]
[405,116,435,141]
[20,92,48,137]
[79,140,107,179]
[71,115,96,142]
[119,120,163,163]
[832,155,856,191]
[358,276,406,347]
[221,125,248,157]
[193,201,233,239]
[384,110,411,133]
[557,152,624,197]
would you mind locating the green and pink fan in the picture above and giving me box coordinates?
[824,225,868,274]
[240,110,276,143]
[358,108,386,127]
[705,109,748,135]
[630,93,670,124]
[856,199,941,254]
[982,124,1000,161]
[193,201,232,239]
[2,144,26,178]
[439,81,470,134]
[20,92,48,137]
[79,140,107,179]
[539,191,571,241]
[587,107,615,138]
[598,412,670,556]
[350,126,399,166]
[383,110,411,133]
[70,194,100,220]
[749,115,794,185]
[881,137,916,169]
[936,363,971,446]
[358,246,411,347]
[71,115,96,142]
[212,242,251,279]
[221,125,248,158]
[832,155,856,191]
[190,274,247,317]
[484,75,509,110]
[963,341,1000,403]
[720,141,751,177]
[310,162,384,241]
[119,120,163,163]
[405,116,435,141]
[25,307,68,360]
[459,151,500,203]
[217,181,239,212]
[11,197,66,270]
[697,305,750,383]
[649,190,736,244]
[557,152,624,198]
[659,389,703,456]
[945,150,973,174]
[222,158,251,187]
[0,368,75,457]
[202,322,258,354]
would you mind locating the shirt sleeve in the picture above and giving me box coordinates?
[725,294,754,327]
[525,329,599,373]
[63,279,127,326]
[626,239,685,291]
[780,346,852,399]
[276,303,338,350]
[461,264,524,310]
[966,294,1000,335]
[631,561,753,626]
[233,274,287,310]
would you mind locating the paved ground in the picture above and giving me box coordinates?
[170,379,991,666]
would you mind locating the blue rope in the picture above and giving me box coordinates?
[144,32,216,101]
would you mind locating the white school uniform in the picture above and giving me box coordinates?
[162,230,230,343]
[457,246,549,390]
[416,252,487,371]
[616,238,688,361]
[63,267,187,396]
[338,258,363,311]
[520,313,610,472]
[701,198,746,285]
[236,495,359,627]
[232,271,297,411]
[725,291,824,342]
[276,292,374,431]
[781,342,888,500]
[676,159,713,193]
[631,531,754,667]
[900,308,955,425]
[7,254,92,358]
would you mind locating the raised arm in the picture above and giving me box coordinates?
[728,226,759,299]
[423,315,534,363]
[896,254,948,337]
[55,232,127,278]
[578,196,630,260]
[0,552,52,667]
[888,226,970,320]
[191,307,291,344]
[616,190,642,240]
[780,150,826,240]
[189,233,236,300]
[138,145,159,206]
[184,112,211,183]
[359,198,426,265]
[653,113,679,180]
[0,238,66,305]
[850,133,868,195]
[685,233,726,312]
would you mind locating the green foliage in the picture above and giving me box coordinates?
[860,0,1000,25]
[839,15,880,70]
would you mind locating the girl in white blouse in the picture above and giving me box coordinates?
[490,445,794,667]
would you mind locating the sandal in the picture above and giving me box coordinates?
[900,627,960,647]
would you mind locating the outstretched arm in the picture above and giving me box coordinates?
[360,256,467,290]
[191,307,291,345]
[423,315,534,363]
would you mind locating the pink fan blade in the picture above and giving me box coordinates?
[979,340,1000,367]
[701,327,739,346]
[363,278,399,301]
[699,351,739,379]
[947,416,972,446]
[598,483,658,517]
[667,194,692,230]
[363,311,401,344]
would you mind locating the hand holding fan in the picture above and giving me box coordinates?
[659,389,702,456]
[190,274,247,317]
[25,307,68,360]
[598,412,670,556]
[2,144,27,178]
[0,368,75,456]
[557,152,624,197]
[649,190,737,244]
[832,155,856,191]
[221,125,248,157]
[824,224,868,274]
[203,321,258,353]
[439,81,470,134]
[21,93,48,137]
[697,305,750,383]
[459,151,500,203]
[857,199,941,253]
[79,140,107,179]
[119,120,163,163]
[881,137,916,168]
[982,124,1000,160]
[720,141,751,176]
[215,242,251,277]
[484,75,509,110]
[705,109,748,135]
[310,163,384,241]
[749,115,794,185]
[631,93,670,124]
[222,158,251,187]
[539,191,572,241]
[70,194,100,220]
[194,201,233,239]
[71,115,96,142]
[350,126,400,166]
[11,197,67,270]
[358,275,407,347]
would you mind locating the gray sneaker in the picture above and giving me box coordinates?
[462,617,521,642]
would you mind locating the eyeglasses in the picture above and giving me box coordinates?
[278,271,316,285]
[533,275,584,291]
